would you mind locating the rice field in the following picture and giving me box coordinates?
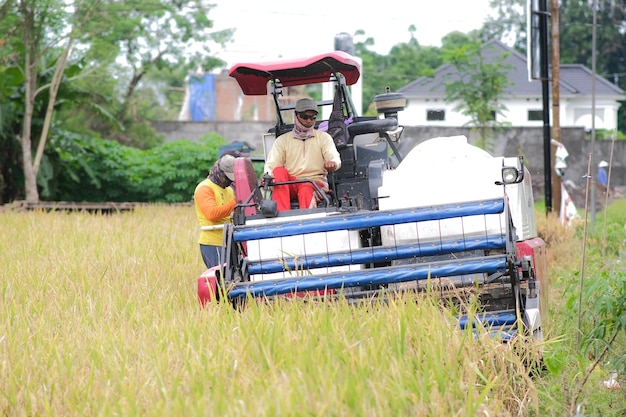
[0,203,612,416]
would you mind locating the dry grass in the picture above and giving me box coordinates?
[535,211,580,271]
[1,205,545,416]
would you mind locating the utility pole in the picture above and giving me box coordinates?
[550,0,561,215]
[539,0,552,214]
[590,0,597,223]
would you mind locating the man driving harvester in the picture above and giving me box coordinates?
[264,97,342,211]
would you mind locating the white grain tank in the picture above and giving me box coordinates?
[377,135,538,246]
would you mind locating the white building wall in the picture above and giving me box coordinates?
[401,98,446,125]
[500,97,543,126]
[403,95,621,130]
[561,97,618,130]
[403,98,471,126]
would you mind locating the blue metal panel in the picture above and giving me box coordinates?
[247,235,507,274]
[228,255,507,299]
[458,311,518,329]
[458,311,519,340]
[189,73,216,121]
[234,199,505,242]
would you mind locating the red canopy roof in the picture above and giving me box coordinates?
[228,51,361,95]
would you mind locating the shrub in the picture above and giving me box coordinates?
[46,131,227,202]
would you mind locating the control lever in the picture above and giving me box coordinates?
[259,173,278,217]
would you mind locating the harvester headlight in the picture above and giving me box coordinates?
[498,156,525,185]
[502,167,519,184]
[502,167,523,184]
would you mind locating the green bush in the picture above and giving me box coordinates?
[46,131,227,202]
[586,129,626,140]
[537,200,626,416]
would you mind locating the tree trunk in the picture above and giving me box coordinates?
[21,135,38,203]
[116,50,164,120]
[33,35,74,175]
[22,29,39,203]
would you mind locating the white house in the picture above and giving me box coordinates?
[397,39,625,131]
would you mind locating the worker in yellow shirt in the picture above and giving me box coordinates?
[194,154,236,268]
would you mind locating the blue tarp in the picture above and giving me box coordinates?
[219,142,255,156]
[189,73,216,121]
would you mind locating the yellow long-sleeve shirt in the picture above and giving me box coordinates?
[194,178,236,246]
[265,130,341,183]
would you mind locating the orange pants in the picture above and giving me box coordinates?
[272,166,324,211]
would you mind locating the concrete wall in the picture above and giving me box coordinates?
[154,120,273,144]
[153,121,625,197]
[400,126,625,200]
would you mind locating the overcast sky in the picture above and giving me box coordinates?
[209,0,494,68]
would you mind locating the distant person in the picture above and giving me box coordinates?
[264,98,341,211]
[194,154,237,269]
[597,160,608,187]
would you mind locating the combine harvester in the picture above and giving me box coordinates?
[197,51,547,342]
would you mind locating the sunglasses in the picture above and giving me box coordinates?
[297,112,317,121]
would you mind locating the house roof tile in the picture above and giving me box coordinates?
[398,39,625,99]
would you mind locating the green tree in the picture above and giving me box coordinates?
[354,26,444,115]
[442,42,513,150]
[482,0,527,53]
[483,0,626,134]
[0,0,232,203]
[352,29,386,114]
[71,0,233,147]
[440,31,482,52]
[558,0,626,134]
[0,64,24,203]
[0,0,85,203]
